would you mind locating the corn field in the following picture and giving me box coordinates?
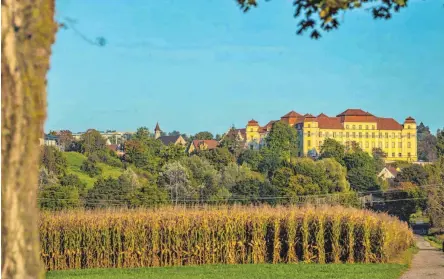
[39,205,413,270]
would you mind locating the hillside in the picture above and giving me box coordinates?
[64,152,124,188]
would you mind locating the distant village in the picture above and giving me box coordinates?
[41,108,434,182]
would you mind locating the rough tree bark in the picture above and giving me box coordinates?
[1,0,57,278]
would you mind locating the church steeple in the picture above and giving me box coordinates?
[154,122,162,139]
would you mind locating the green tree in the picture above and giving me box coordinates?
[258,147,282,178]
[285,174,320,197]
[85,175,134,208]
[271,167,293,194]
[161,144,186,162]
[230,179,261,204]
[219,127,245,157]
[319,138,345,165]
[395,164,428,186]
[382,182,427,222]
[180,156,226,201]
[59,173,87,197]
[194,131,214,140]
[437,128,444,158]
[40,145,67,176]
[58,130,74,151]
[159,161,192,205]
[38,184,80,211]
[80,157,102,178]
[265,121,298,161]
[198,147,236,171]
[238,149,263,171]
[79,129,107,154]
[343,151,380,191]
[316,158,350,193]
[168,130,181,136]
[417,123,438,162]
[133,126,151,141]
[131,184,169,207]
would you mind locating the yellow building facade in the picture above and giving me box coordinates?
[235,109,417,162]
[295,109,417,162]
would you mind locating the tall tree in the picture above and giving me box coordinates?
[79,129,107,154]
[417,123,438,162]
[437,128,444,158]
[319,138,345,165]
[159,161,191,205]
[40,146,67,176]
[57,130,74,151]
[194,131,214,140]
[2,0,57,277]
[343,151,380,191]
[265,121,298,161]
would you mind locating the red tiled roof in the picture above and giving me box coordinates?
[281,111,302,118]
[192,139,219,151]
[405,116,416,124]
[337,109,374,117]
[317,117,343,129]
[387,166,399,177]
[247,119,259,126]
[376,118,403,130]
[106,144,118,151]
[317,113,328,118]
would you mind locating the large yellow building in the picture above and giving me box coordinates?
[295,109,417,162]
[231,109,417,162]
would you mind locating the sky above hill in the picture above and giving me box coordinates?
[47,0,444,135]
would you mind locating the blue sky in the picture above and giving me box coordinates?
[47,0,444,135]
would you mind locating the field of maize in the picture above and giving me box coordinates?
[39,205,413,271]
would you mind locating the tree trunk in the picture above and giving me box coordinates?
[1,0,57,278]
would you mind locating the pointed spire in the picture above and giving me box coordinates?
[155,122,161,132]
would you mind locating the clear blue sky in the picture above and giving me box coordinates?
[47,0,444,135]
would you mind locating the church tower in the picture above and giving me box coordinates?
[154,122,162,139]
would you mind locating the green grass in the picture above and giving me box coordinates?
[47,264,409,279]
[64,152,124,188]
[425,235,443,249]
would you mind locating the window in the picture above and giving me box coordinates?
[407,133,410,139]
[408,142,411,148]
[398,153,402,158]
[372,125,375,130]
[407,125,410,129]
[379,142,382,148]
[365,132,369,138]
[307,140,311,147]
[392,152,395,157]
[366,142,369,148]
[333,132,336,138]
[385,132,388,138]
[352,132,356,138]
[359,132,362,138]
[379,132,382,138]
[346,125,349,129]
[346,132,349,138]
[399,142,402,148]
[366,125,368,130]
[385,142,389,148]
[359,125,362,130]
[339,132,343,138]
[372,132,375,138]
[392,142,395,148]
[408,152,411,157]
[319,132,322,137]
[352,125,356,130]
[392,132,395,138]
[307,131,311,137]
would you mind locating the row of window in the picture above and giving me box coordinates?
[306,140,412,149]
[305,124,413,130]
[306,131,413,139]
